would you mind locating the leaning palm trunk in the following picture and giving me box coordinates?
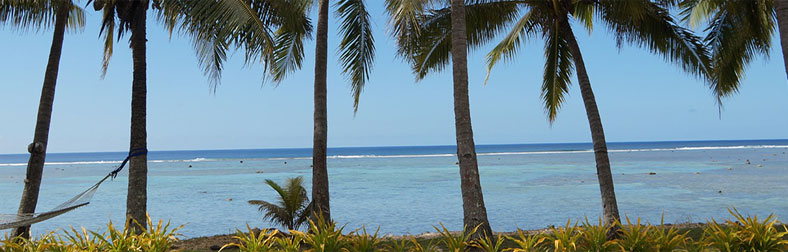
[561,22,620,232]
[775,0,788,81]
[126,2,148,234]
[12,3,69,239]
[311,0,331,221]
[449,0,492,239]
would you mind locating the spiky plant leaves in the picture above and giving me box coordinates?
[248,176,310,231]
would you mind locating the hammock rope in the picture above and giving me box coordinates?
[0,148,147,230]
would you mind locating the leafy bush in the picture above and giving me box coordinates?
[2,209,786,252]
[248,176,311,231]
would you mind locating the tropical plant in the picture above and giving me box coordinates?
[507,229,545,252]
[305,0,376,222]
[0,0,84,238]
[728,207,788,252]
[546,220,581,252]
[385,0,508,238]
[408,237,437,252]
[89,0,153,233]
[616,217,652,252]
[347,226,381,252]
[220,225,279,252]
[291,215,348,252]
[676,0,788,104]
[433,223,479,252]
[579,217,616,252]
[393,0,708,234]
[472,233,505,252]
[648,215,686,252]
[248,176,311,231]
[704,217,742,252]
[275,234,304,252]
[159,0,373,222]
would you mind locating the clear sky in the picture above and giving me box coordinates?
[1,5,787,154]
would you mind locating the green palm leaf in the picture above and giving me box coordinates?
[336,0,375,112]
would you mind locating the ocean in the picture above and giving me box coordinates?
[1,139,788,238]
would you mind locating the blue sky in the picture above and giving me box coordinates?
[1,4,787,154]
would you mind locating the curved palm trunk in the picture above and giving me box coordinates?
[311,0,331,221]
[126,2,148,233]
[561,23,621,231]
[12,4,69,239]
[449,0,492,239]
[774,0,788,81]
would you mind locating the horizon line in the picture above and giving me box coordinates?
[1,137,787,156]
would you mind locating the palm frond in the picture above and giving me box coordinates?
[0,0,84,32]
[336,0,375,112]
[677,0,774,103]
[390,0,520,80]
[485,8,537,84]
[597,0,710,78]
[541,23,573,123]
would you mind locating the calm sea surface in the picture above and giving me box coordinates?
[2,139,788,237]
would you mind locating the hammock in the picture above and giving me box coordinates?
[0,148,146,230]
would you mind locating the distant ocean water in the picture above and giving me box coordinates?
[1,139,788,238]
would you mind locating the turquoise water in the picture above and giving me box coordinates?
[1,140,788,237]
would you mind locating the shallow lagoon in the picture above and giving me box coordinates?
[1,140,787,237]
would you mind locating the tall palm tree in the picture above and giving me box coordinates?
[482,0,708,231]
[91,0,151,233]
[385,0,522,238]
[91,0,312,232]
[389,0,708,235]
[248,177,311,231]
[160,0,374,222]
[0,0,85,238]
[676,0,783,102]
[309,0,375,222]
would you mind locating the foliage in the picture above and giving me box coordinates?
[506,229,545,252]
[291,214,348,252]
[472,233,505,252]
[615,217,652,252]
[220,225,278,252]
[578,217,617,252]
[1,215,179,252]
[1,210,786,252]
[546,220,581,252]
[433,223,479,252]
[248,176,311,231]
[347,226,381,252]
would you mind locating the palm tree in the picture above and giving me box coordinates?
[384,0,522,238]
[0,0,85,238]
[159,0,374,222]
[248,177,311,231]
[90,0,312,233]
[482,0,708,231]
[308,0,375,222]
[676,0,783,102]
[91,0,151,233]
[389,0,708,236]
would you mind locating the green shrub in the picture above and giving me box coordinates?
[506,229,545,252]
[434,223,478,252]
[347,226,381,252]
[220,225,278,252]
[616,217,651,252]
[578,217,616,252]
[648,215,686,252]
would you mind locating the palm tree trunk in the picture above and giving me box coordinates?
[126,2,148,234]
[311,0,331,221]
[449,0,492,239]
[774,0,788,81]
[12,3,69,239]
[561,22,621,231]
